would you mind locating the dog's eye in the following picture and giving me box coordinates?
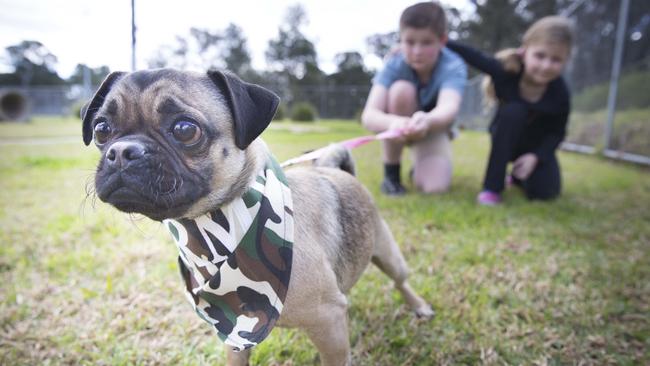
[172,120,202,145]
[94,121,112,145]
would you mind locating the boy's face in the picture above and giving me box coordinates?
[400,27,447,75]
[522,42,570,85]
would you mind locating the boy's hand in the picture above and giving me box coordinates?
[403,111,430,142]
[512,153,538,180]
[387,116,409,143]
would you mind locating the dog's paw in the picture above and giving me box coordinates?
[414,304,435,320]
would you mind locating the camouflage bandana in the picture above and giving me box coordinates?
[163,155,293,351]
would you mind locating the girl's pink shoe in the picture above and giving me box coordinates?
[477,190,502,205]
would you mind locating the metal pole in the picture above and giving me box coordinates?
[604,0,630,150]
[131,0,136,71]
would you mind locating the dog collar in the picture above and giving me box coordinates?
[163,155,293,351]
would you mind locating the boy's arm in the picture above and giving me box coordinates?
[405,51,466,140]
[446,40,505,78]
[361,84,408,133]
[422,88,463,132]
[402,88,462,141]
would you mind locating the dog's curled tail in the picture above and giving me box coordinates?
[313,144,356,176]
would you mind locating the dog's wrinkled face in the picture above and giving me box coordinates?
[82,69,279,221]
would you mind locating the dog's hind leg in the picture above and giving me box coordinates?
[226,347,251,366]
[303,293,352,366]
[371,218,434,319]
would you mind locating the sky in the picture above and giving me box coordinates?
[0,0,469,78]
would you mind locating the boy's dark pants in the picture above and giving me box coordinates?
[483,102,561,200]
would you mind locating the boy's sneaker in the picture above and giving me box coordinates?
[381,179,406,196]
[477,190,502,205]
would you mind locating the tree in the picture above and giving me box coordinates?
[222,24,253,77]
[327,51,373,86]
[265,4,322,82]
[66,64,111,86]
[0,40,63,86]
[188,27,223,69]
[365,32,398,60]
[460,0,529,53]
[566,0,650,91]
[147,23,256,79]
[148,29,217,70]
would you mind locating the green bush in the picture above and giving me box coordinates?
[353,108,364,123]
[290,102,317,122]
[272,103,286,121]
[572,85,609,113]
[70,99,87,119]
[573,70,650,112]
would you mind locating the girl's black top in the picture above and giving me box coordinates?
[446,40,571,162]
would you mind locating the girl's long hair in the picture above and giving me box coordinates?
[482,16,574,106]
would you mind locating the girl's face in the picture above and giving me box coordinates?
[400,27,446,75]
[522,42,570,85]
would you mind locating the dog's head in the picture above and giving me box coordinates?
[82,69,279,221]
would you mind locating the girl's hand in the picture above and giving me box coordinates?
[512,153,538,180]
[403,111,430,142]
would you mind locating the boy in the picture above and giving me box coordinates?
[361,1,467,195]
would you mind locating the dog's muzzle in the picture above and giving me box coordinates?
[94,139,207,220]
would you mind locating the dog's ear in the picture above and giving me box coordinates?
[82,71,126,146]
[207,70,280,150]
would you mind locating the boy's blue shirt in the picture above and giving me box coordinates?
[373,47,467,109]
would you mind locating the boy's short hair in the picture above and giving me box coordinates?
[399,2,447,37]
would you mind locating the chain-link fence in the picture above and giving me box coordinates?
[562,0,650,165]
[262,84,371,120]
[0,85,86,119]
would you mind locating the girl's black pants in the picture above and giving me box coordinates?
[483,103,561,200]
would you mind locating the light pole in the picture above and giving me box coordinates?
[131,0,136,71]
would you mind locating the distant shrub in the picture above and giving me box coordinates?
[291,102,317,122]
[573,70,650,112]
[353,108,364,123]
[272,103,286,121]
[70,100,86,119]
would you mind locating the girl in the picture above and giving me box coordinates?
[446,16,574,205]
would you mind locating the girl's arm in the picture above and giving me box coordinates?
[533,80,571,162]
[533,111,569,162]
[446,40,505,78]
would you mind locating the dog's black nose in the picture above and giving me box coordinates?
[105,141,146,168]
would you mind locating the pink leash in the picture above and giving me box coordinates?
[280,128,405,167]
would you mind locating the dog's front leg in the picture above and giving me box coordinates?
[226,347,251,366]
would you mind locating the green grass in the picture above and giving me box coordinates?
[1,117,649,365]
[566,107,650,156]
[0,116,82,139]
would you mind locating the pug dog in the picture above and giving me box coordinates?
[82,69,433,366]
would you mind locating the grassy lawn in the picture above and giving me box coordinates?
[566,107,650,157]
[1,117,648,365]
